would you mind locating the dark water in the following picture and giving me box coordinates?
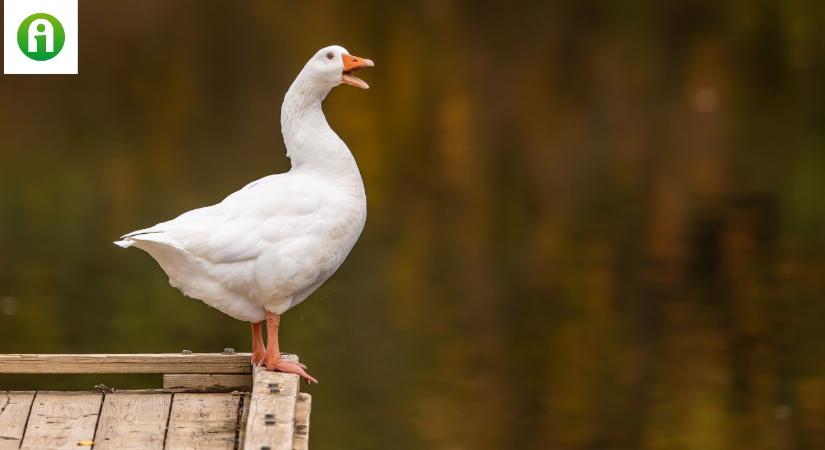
[1,1,825,449]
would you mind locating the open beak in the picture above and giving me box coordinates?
[342,54,374,89]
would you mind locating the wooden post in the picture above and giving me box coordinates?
[0,353,313,449]
[293,393,312,450]
[243,356,301,450]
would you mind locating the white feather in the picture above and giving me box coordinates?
[117,45,367,322]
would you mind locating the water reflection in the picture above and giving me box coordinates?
[1,1,824,449]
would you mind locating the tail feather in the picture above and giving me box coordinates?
[114,231,185,251]
[115,227,167,249]
[120,228,162,239]
[114,239,133,248]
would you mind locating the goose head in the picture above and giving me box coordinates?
[298,45,374,92]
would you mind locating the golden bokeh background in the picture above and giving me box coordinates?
[1,1,824,449]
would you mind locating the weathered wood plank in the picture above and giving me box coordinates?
[292,393,312,450]
[20,391,103,450]
[165,393,241,450]
[243,363,300,450]
[163,374,252,393]
[0,391,35,449]
[237,393,251,450]
[0,353,251,374]
[93,392,171,450]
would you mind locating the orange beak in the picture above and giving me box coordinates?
[341,53,374,89]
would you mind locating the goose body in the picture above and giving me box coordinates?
[116,170,365,322]
[116,45,374,381]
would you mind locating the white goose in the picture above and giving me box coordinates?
[115,45,373,383]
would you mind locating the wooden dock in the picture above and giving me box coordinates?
[0,353,311,450]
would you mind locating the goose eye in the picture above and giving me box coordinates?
[326,52,334,60]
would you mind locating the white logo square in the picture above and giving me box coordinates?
[3,0,78,75]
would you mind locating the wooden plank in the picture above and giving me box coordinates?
[292,393,312,450]
[243,362,300,450]
[0,353,252,374]
[93,392,171,450]
[165,393,240,450]
[237,393,251,450]
[0,391,35,449]
[163,374,252,393]
[20,391,103,450]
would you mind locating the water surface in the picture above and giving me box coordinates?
[1,1,824,449]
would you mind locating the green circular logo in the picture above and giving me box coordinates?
[17,13,65,61]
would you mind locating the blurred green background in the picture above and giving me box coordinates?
[2,1,825,449]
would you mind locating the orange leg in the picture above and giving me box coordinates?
[263,311,317,384]
[251,321,265,366]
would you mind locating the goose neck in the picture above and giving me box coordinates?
[280,76,360,180]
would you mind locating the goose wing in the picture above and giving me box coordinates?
[117,174,324,265]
